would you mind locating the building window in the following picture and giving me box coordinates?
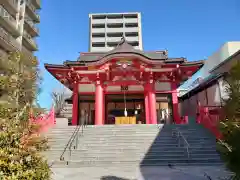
[92,33,105,38]
[107,32,123,37]
[92,15,106,19]
[125,23,138,28]
[107,14,123,19]
[107,23,123,28]
[125,32,138,37]
[124,14,138,19]
[129,41,139,46]
[92,42,105,47]
[107,42,119,47]
[92,24,105,28]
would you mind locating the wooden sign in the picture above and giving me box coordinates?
[121,86,128,91]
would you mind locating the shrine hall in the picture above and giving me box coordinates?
[45,38,204,126]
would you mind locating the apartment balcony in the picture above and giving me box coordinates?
[125,36,139,42]
[91,46,113,52]
[32,0,41,9]
[22,45,35,60]
[92,28,105,33]
[22,31,38,51]
[24,19,39,37]
[106,18,124,24]
[25,2,40,22]
[106,28,124,33]
[92,19,105,24]
[124,18,138,24]
[0,27,20,52]
[1,0,18,15]
[106,37,122,42]
[92,37,105,43]
[124,27,138,33]
[0,5,20,37]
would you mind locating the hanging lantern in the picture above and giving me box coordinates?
[124,108,128,117]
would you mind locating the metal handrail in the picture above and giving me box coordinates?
[61,120,86,164]
[174,128,190,158]
[67,125,83,163]
[59,125,79,161]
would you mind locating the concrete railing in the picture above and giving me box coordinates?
[32,0,41,9]
[22,45,34,59]
[23,30,38,49]
[124,18,138,24]
[0,5,17,27]
[25,20,39,34]
[25,2,40,22]
[0,27,20,50]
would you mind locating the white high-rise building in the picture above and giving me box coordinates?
[89,12,143,52]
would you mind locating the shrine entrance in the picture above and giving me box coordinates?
[106,94,145,125]
[45,37,204,126]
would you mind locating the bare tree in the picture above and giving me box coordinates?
[51,87,67,117]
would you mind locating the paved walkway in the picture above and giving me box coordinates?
[51,165,231,180]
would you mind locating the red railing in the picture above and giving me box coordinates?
[30,107,56,133]
[196,105,223,139]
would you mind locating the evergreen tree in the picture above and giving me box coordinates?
[0,53,51,179]
[218,62,240,178]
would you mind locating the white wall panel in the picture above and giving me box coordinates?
[206,84,221,106]
[106,86,121,92]
[155,82,171,91]
[198,90,208,106]
[78,84,95,92]
[128,85,144,91]
[189,95,197,117]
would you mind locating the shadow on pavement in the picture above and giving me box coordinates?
[101,176,134,180]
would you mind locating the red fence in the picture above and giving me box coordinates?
[196,105,223,139]
[30,107,56,133]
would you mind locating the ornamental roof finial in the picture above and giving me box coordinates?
[121,36,126,43]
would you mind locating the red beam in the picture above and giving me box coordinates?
[78,90,174,95]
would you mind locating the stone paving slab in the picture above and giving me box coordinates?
[51,165,231,180]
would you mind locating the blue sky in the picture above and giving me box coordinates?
[37,0,240,109]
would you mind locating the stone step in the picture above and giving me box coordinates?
[54,152,220,158]
[50,157,223,167]
[48,135,176,140]
[48,139,216,145]
[46,153,221,162]
[48,144,216,150]
[48,136,216,142]
[49,143,217,148]
[51,161,224,168]
[47,138,176,142]
[48,146,217,152]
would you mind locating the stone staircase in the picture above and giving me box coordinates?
[44,124,231,179]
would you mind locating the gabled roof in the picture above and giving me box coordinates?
[78,37,168,62]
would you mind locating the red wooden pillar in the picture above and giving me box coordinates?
[102,91,105,123]
[171,83,181,124]
[149,88,157,124]
[144,92,150,124]
[95,81,104,125]
[145,82,157,124]
[72,82,79,126]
